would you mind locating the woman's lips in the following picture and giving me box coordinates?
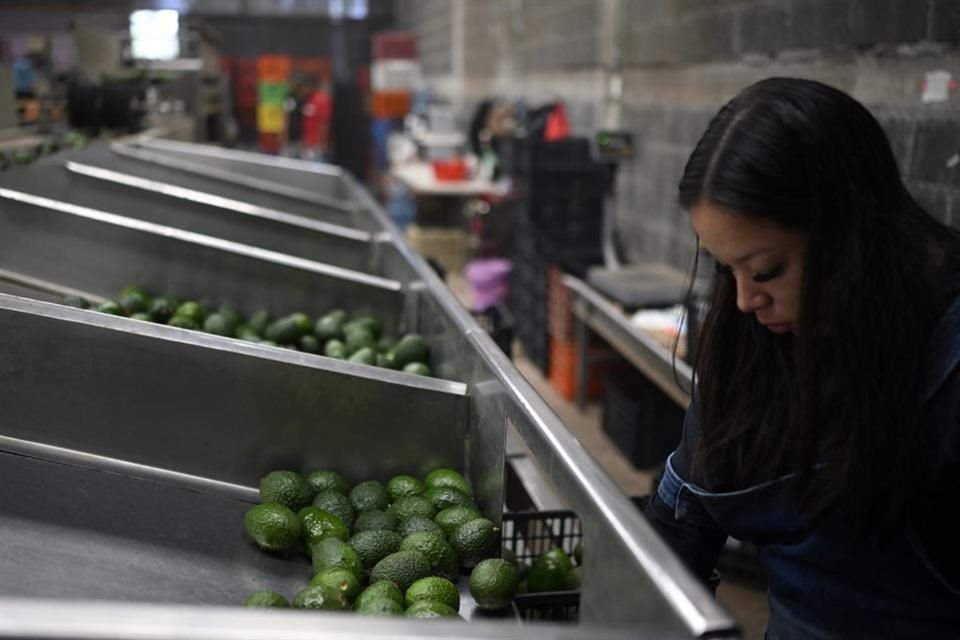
[763,322,792,335]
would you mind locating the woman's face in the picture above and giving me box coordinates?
[691,201,807,335]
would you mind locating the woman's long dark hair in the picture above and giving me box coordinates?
[679,77,960,536]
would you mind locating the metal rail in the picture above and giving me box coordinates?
[564,274,692,408]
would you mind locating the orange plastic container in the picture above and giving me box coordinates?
[432,158,468,182]
[371,90,411,119]
[256,55,291,83]
[548,336,615,402]
[547,266,574,341]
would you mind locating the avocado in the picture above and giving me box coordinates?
[312,490,356,530]
[314,313,345,342]
[265,316,304,345]
[348,347,377,365]
[393,334,429,368]
[298,506,350,544]
[62,295,90,309]
[349,530,403,570]
[353,509,398,533]
[310,537,363,579]
[324,339,347,359]
[526,548,579,592]
[203,312,236,336]
[118,290,149,315]
[309,567,362,601]
[344,315,383,339]
[96,300,127,316]
[174,301,206,325]
[147,297,176,323]
[344,326,376,355]
[399,530,459,581]
[355,580,404,608]
[369,550,432,592]
[350,480,390,513]
[402,362,432,376]
[449,518,498,567]
[299,335,321,353]
[292,583,350,610]
[244,503,301,553]
[247,309,271,335]
[469,558,520,610]
[167,315,198,330]
[405,576,460,611]
[259,470,314,511]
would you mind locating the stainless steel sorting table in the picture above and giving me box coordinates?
[0,137,737,639]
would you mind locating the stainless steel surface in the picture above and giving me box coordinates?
[115,140,366,222]
[0,295,468,485]
[50,144,365,227]
[0,267,109,305]
[0,160,404,277]
[0,188,406,326]
[508,456,566,510]
[0,451,309,604]
[565,274,692,407]
[65,160,370,242]
[0,600,693,640]
[0,139,738,638]
[137,136,352,203]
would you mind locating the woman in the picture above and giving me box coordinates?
[645,77,960,638]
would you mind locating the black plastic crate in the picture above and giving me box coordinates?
[529,197,605,247]
[513,322,549,374]
[501,510,583,622]
[602,370,685,470]
[528,167,608,200]
[502,136,595,178]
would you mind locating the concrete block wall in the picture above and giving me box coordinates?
[395,0,451,76]
[396,0,960,271]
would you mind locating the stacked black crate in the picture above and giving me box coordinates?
[505,136,607,375]
[508,204,550,372]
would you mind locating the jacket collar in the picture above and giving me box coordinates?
[924,293,960,402]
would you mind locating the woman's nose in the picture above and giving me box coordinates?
[736,280,771,313]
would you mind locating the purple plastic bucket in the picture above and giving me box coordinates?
[466,258,512,311]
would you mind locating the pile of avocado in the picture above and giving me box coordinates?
[62,286,433,376]
[242,467,529,618]
[0,130,87,172]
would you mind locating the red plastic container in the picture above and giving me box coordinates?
[432,158,468,182]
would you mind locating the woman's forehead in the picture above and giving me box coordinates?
[691,202,803,262]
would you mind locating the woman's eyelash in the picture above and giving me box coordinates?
[713,262,785,283]
[752,265,784,283]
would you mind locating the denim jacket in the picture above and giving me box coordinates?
[646,295,960,639]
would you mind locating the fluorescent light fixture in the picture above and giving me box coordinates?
[130,9,180,61]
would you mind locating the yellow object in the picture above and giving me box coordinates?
[257,103,285,134]
[406,225,470,275]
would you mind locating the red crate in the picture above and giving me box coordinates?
[371,31,417,60]
[258,132,283,154]
[548,336,617,402]
[547,266,574,341]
